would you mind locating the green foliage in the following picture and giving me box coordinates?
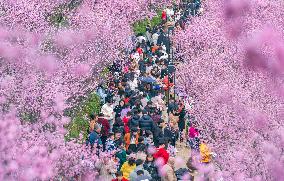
[47,0,83,27]
[19,109,40,123]
[48,12,69,27]
[66,92,101,141]
[100,67,110,79]
[133,19,149,35]
[133,10,162,35]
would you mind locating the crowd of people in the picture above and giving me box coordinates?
[85,1,214,181]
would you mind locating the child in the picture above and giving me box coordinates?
[106,132,116,154]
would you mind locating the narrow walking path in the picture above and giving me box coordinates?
[84,2,214,181]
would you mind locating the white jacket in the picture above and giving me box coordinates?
[128,79,138,90]
[137,36,146,44]
[101,103,114,120]
[152,33,159,45]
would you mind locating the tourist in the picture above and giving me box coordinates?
[129,159,151,181]
[128,109,140,130]
[153,139,169,165]
[188,122,200,150]
[120,156,137,179]
[101,99,115,129]
[115,140,127,170]
[114,100,125,118]
[98,113,110,151]
[86,124,102,150]
[136,136,146,153]
[123,111,132,133]
[113,117,124,134]
[106,132,116,153]
[89,113,98,133]
[144,130,154,147]
[143,154,160,180]
[124,127,140,152]
[161,157,177,181]
[139,109,155,132]
[199,138,212,163]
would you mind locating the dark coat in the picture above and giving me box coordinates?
[143,162,160,181]
[114,105,123,117]
[138,60,146,73]
[164,127,179,147]
[139,115,154,131]
[128,115,140,129]
[178,108,186,130]
[153,125,163,146]
[113,120,124,133]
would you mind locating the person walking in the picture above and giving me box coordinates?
[101,99,115,130]
[139,109,155,132]
[199,138,212,164]
[134,170,152,181]
[129,159,151,181]
[124,127,140,152]
[161,157,177,181]
[120,156,137,179]
[153,139,169,165]
[98,113,110,151]
[143,154,160,181]
[86,124,102,151]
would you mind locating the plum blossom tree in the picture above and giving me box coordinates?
[0,0,172,179]
[174,0,284,180]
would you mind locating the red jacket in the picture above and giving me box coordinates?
[124,97,130,104]
[112,178,128,181]
[98,117,110,137]
[162,11,167,20]
[163,76,174,91]
[153,147,169,165]
[122,116,130,133]
[137,47,143,54]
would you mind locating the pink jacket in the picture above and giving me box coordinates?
[188,127,199,138]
